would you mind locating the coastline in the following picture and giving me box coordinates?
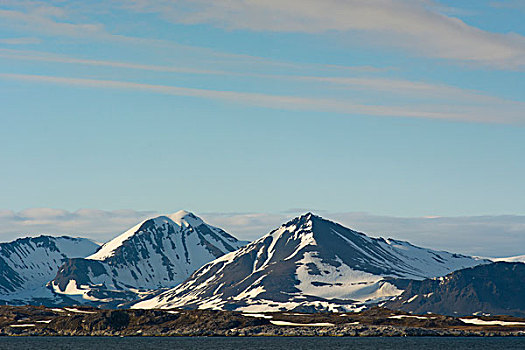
[1,306,524,337]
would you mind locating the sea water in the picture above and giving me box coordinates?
[0,337,524,350]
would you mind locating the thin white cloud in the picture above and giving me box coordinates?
[3,1,524,69]
[269,75,520,104]
[2,48,515,104]
[0,37,40,44]
[0,48,227,75]
[0,4,389,74]
[0,7,106,39]
[1,208,523,258]
[0,72,523,124]
[124,0,525,68]
[0,48,385,76]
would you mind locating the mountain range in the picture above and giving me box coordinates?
[0,210,523,317]
[133,213,489,312]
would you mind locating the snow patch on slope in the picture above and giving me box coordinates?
[88,221,147,261]
[295,252,402,302]
[460,318,525,326]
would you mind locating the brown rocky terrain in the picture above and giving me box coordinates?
[0,305,524,337]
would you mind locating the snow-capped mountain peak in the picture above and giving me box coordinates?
[134,213,489,312]
[88,210,211,261]
[51,211,247,306]
[167,210,204,227]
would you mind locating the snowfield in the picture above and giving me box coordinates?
[460,318,525,326]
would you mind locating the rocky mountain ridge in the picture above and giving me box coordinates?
[50,210,247,306]
[134,213,488,312]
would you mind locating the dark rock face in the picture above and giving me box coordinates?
[0,257,23,293]
[385,262,525,317]
[135,213,486,311]
[53,258,107,292]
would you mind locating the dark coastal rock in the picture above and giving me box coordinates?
[0,305,524,337]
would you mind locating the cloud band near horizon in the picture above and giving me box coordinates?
[1,207,524,258]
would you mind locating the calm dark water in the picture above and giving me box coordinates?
[0,337,524,350]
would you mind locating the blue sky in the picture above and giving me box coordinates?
[0,1,524,254]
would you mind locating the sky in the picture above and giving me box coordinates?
[0,1,524,256]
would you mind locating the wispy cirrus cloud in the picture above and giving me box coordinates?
[1,48,514,103]
[0,5,106,39]
[0,37,40,45]
[3,1,525,69]
[0,72,523,124]
[0,48,226,75]
[0,2,523,124]
[272,75,516,103]
[0,3,387,74]
[1,208,523,258]
[122,0,525,68]
[0,48,385,76]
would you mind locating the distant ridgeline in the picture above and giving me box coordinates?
[1,211,524,317]
[0,235,99,305]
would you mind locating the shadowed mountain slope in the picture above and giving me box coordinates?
[385,262,525,317]
[134,213,487,312]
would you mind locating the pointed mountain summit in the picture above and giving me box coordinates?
[50,210,247,306]
[88,210,240,262]
[134,213,488,312]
